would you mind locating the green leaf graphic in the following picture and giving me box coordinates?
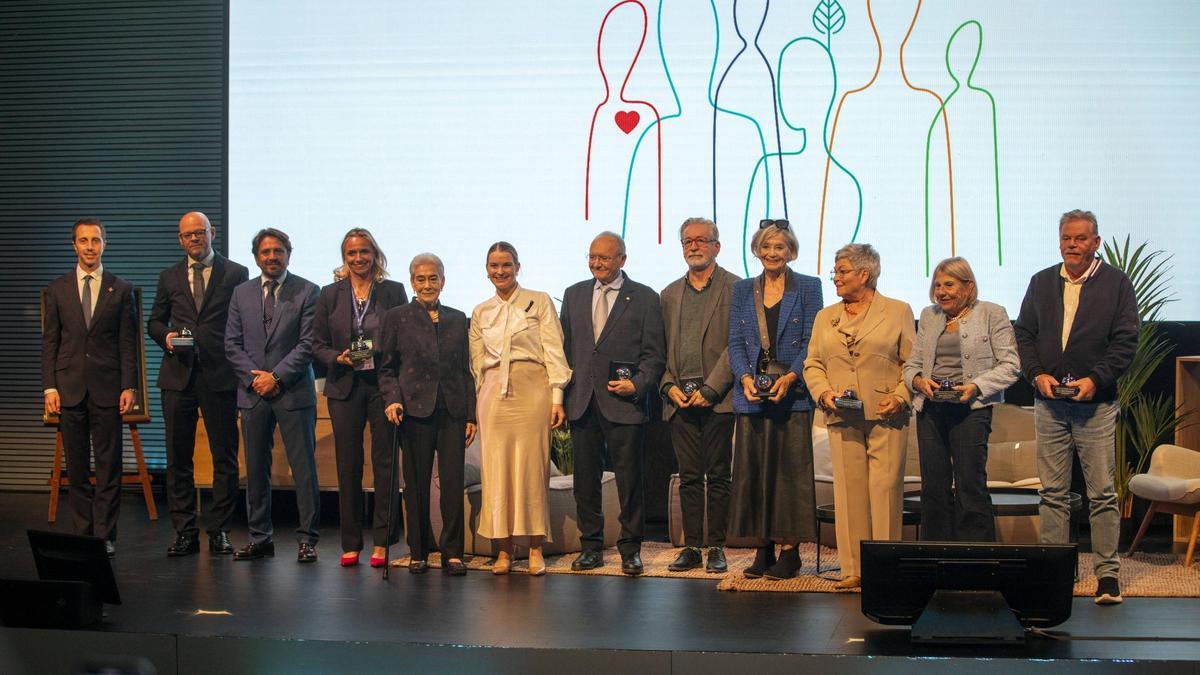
[812,0,846,37]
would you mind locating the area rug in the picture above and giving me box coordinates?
[393,543,1200,597]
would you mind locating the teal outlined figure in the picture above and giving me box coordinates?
[712,0,779,228]
[923,19,1002,273]
[812,0,846,51]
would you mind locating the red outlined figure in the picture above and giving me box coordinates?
[584,0,664,243]
[815,0,956,274]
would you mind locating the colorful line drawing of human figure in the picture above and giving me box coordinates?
[584,0,664,242]
[620,0,718,242]
[816,0,956,275]
[711,0,787,233]
[923,20,1002,272]
[735,34,847,277]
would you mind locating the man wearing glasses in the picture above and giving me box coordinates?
[560,231,666,575]
[659,218,740,573]
[148,211,249,557]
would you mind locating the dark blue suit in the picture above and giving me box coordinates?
[225,272,321,545]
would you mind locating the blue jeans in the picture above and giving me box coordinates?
[1035,398,1120,578]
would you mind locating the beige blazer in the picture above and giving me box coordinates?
[803,293,915,424]
[659,265,739,418]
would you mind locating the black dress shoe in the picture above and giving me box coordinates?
[208,531,234,554]
[571,550,604,571]
[409,559,429,574]
[444,559,468,576]
[233,540,275,560]
[706,547,728,574]
[668,547,703,572]
[621,551,644,576]
[104,541,115,559]
[743,545,776,578]
[764,546,801,580]
[167,533,199,557]
[297,542,318,563]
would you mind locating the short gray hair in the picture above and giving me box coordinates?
[593,231,626,257]
[1059,209,1098,235]
[834,243,881,289]
[409,252,445,277]
[751,223,798,261]
[678,217,719,242]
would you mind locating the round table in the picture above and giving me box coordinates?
[814,502,922,576]
[902,487,1083,517]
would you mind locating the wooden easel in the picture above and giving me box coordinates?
[47,422,158,523]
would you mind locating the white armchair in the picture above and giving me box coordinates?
[1127,444,1200,567]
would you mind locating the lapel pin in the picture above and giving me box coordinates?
[624,296,631,301]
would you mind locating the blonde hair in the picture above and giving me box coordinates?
[928,256,979,306]
[333,228,389,282]
[751,224,798,261]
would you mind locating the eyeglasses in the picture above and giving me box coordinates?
[829,267,859,280]
[587,254,615,263]
[759,219,789,230]
[681,237,716,248]
[179,230,209,241]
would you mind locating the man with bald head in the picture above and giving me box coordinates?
[560,231,666,575]
[149,211,249,556]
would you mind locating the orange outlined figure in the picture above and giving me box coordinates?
[924,20,1002,273]
[584,0,664,241]
[815,0,956,274]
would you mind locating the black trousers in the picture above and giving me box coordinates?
[399,407,466,561]
[162,371,240,537]
[916,404,996,542]
[328,374,399,551]
[670,408,735,548]
[60,392,123,541]
[571,398,644,556]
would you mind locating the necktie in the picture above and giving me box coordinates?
[191,262,205,311]
[593,286,613,342]
[263,279,278,325]
[82,274,94,328]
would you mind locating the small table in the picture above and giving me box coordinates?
[902,487,1083,518]
[815,503,922,576]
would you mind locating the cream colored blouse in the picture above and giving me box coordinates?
[469,285,572,404]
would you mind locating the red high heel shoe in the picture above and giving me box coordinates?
[369,551,387,568]
[340,551,360,567]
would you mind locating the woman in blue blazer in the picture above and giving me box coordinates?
[903,257,1019,542]
[727,221,823,580]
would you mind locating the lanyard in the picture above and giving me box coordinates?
[352,286,373,338]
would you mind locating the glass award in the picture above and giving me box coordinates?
[172,327,195,349]
[834,388,864,410]
[1052,373,1080,398]
[680,377,704,397]
[609,361,636,381]
[349,336,374,364]
[932,378,962,403]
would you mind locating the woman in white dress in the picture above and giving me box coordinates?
[469,241,571,575]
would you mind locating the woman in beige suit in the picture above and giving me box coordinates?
[803,243,915,589]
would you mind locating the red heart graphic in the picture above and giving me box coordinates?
[614,110,640,134]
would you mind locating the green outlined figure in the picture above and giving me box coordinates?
[812,0,846,51]
[923,20,1002,274]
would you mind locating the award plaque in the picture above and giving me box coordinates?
[753,372,777,399]
[1052,373,1080,399]
[931,378,962,403]
[680,378,704,397]
[834,388,864,410]
[349,336,374,369]
[172,327,195,349]
[609,360,636,381]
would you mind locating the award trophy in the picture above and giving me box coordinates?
[680,378,704,397]
[609,361,636,382]
[172,327,195,349]
[753,353,777,399]
[349,335,374,366]
[1052,373,1080,399]
[834,388,864,410]
[931,378,962,403]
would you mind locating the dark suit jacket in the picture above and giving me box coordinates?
[224,272,320,410]
[312,277,408,400]
[560,273,666,425]
[659,265,739,419]
[148,253,250,392]
[379,300,476,422]
[41,269,138,408]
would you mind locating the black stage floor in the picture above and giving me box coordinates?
[1,491,1198,674]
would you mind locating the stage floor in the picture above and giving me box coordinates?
[1,491,1198,674]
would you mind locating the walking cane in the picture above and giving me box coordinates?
[382,418,401,580]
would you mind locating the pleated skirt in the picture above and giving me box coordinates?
[728,408,817,542]
[476,361,552,540]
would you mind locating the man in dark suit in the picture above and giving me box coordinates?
[149,211,249,557]
[41,218,138,557]
[560,231,666,575]
[380,253,477,576]
[224,228,321,563]
[659,217,739,573]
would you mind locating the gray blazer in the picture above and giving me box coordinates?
[659,265,739,418]
[225,273,320,411]
[903,300,1020,412]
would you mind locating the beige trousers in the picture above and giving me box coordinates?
[828,419,908,577]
